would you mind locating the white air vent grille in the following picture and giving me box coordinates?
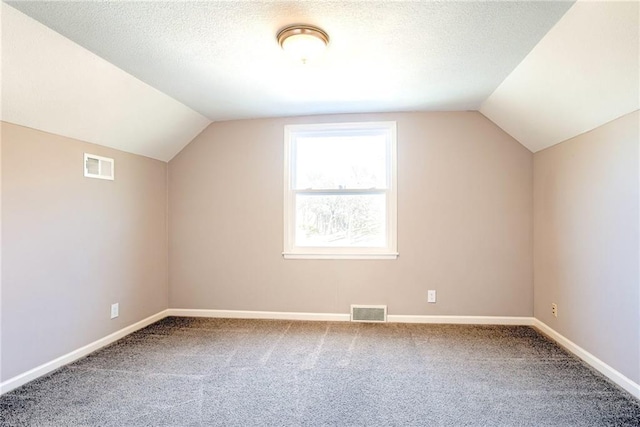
[351,305,387,323]
[84,153,114,180]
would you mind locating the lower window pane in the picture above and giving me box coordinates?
[295,194,386,247]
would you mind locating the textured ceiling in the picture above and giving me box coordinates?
[6,0,574,123]
[481,0,640,153]
[4,1,634,159]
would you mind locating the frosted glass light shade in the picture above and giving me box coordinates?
[277,25,329,64]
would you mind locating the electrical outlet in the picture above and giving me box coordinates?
[427,290,437,303]
[551,303,558,318]
[111,303,119,319]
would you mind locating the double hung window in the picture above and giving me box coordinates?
[283,122,397,259]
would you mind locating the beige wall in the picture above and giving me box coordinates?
[3,107,637,389]
[169,112,533,316]
[1,122,168,381]
[0,129,3,381]
[533,111,640,384]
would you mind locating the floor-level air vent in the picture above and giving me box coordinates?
[351,305,387,323]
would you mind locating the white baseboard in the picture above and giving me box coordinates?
[387,315,535,325]
[166,308,350,322]
[0,309,169,395]
[167,310,535,326]
[533,318,640,400]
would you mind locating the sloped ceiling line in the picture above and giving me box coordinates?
[1,2,210,162]
[2,1,638,158]
[480,0,639,153]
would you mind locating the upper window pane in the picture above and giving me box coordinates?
[294,134,387,190]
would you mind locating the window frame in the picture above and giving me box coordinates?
[283,121,398,260]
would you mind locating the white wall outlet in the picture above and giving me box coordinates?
[551,303,558,318]
[427,290,437,303]
[110,303,119,319]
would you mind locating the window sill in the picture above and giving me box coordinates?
[282,252,399,260]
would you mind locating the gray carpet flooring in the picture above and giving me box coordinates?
[1,317,639,426]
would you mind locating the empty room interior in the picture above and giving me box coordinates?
[1,0,639,425]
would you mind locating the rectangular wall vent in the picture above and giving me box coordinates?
[351,305,387,323]
[84,153,114,180]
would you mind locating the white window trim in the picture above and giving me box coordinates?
[283,121,398,260]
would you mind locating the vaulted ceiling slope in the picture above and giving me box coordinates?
[1,1,575,160]
[481,0,639,153]
[1,1,637,159]
[1,3,210,162]
[5,1,574,120]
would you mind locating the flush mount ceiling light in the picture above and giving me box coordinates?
[277,25,329,64]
